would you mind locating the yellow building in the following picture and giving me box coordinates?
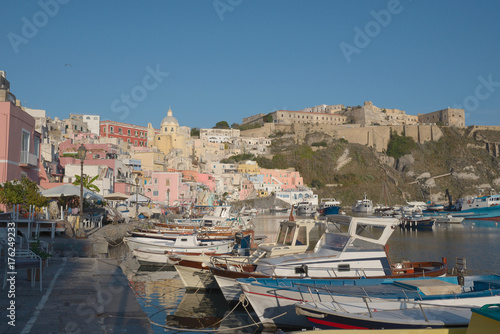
[237,161,260,174]
[147,107,190,157]
[132,149,166,172]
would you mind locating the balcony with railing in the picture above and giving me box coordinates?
[20,151,38,167]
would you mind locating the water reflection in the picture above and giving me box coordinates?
[120,215,500,333]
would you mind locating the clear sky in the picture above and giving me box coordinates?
[2,0,500,129]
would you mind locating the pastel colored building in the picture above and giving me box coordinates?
[238,161,260,174]
[239,179,255,200]
[145,171,193,206]
[100,120,151,147]
[0,101,41,184]
[260,168,303,190]
[196,172,216,192]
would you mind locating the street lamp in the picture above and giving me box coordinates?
[77,144,87,237]
[135,176,139,220]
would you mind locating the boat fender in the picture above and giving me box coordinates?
[296,307,326,318]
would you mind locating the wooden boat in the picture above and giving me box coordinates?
[269,206,288,213]
[172,218,328,290]
[288,303,500,333]
[211,215,447,303]
[435,215,465,224]
[400,216,436,230]
[124,233,234,254]
[239,274,500,329]
[295,282,500,330]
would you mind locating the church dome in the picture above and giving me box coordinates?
[161,107,178,127]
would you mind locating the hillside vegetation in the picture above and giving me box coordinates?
[261,127,500,207]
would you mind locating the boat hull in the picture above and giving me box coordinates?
[297,303,471,330]
[212,260,447,303]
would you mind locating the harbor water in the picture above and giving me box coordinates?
[116,214,500,333]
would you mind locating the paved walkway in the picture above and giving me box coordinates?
[0,257,153,334]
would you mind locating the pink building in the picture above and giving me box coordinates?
[239,179,255,200]
[0,101,41,184]
[145,171,193,205]
[196,173,216,192]
[260,168,303,190]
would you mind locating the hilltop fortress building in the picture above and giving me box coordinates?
[242,101,464,128]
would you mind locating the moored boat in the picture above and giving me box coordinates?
[172,217,328,290]
[318,198,341,216]
[295,278,500,330]
[352,193,373,214]
[211,215,447,303]
[239,274,500,329]
[400,216,435,230]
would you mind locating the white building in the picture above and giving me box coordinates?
[63,164,115,196]
[70,114,101,135]
[275,188,318,206]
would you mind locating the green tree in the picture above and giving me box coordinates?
[311,179,324,189]
[73,175,100,193]
[386,131,417,159]
[213,121,230,129]
[190,128,200,137]
[0,177,48,210]
[263,113,274,123]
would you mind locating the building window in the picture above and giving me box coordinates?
[135,130,138,136]
[128,129,131,135]
[153,190,158,196]
[127,139,131,143]
[165,179,170,186]
[119,128,122,134]
[110,126,114,133]
[21,130,30,155]
[134,140,138,145]
[154,178,158,184]
[34,136,40,158]
[103,127,106,133]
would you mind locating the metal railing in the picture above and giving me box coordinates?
[20,151,38,166]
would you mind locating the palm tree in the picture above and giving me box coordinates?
[72,175,100,193]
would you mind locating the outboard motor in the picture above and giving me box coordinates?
[295,264,308,277]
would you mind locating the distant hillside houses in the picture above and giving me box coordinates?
[242,101,465,128]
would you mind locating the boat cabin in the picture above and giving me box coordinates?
[257,219,326,257]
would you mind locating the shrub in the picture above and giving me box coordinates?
[386,131,417,159]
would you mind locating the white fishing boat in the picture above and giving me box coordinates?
[125,233,234,255]
[435,214,465,224]
[294,201,318,215]
[211,215,446,303]
[295,277,500,330]
[238,274,500,329]
[172,217,327,290]
[352,193,374,213]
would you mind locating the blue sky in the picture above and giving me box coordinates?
[2,0,500,128]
